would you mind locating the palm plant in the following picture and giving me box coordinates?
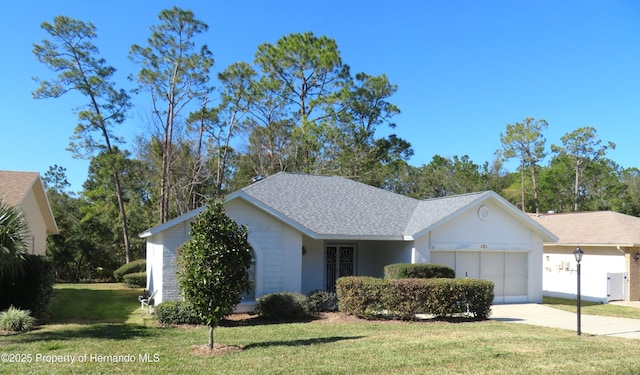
[0,199,30,278]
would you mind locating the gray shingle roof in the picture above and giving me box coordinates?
[239,173,494,239]
[142,172,557,241]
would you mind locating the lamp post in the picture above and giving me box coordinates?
[574,246,584,336]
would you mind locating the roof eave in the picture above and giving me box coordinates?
[544,243,639,248]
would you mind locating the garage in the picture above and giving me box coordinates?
[431,251,528,303]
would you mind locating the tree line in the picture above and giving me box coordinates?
[33,7,638,281]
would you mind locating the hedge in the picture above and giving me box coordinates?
[113,259,146,282]
[255,292,314,320]
[337,276,494,320]
[155,301,203,325]
[122,272,146,288]
[384,263,455,279]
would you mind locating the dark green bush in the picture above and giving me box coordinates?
[337,276,494,320]
[255,292,313,320]
[122,272,146,288]
[113,259,146,282]
[0,255,55,320]
[308,290,338,313]
[155,301,203,325]
[384,263,455,279]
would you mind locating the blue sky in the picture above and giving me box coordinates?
[2,1,639,192]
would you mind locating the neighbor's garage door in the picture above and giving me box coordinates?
[430,251,528,304]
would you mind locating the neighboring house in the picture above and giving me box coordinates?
[0,170,58,255]
[530,211,640,303]
[141,173,557,312]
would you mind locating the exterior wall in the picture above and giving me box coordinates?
[301,238,414,294]
[19,188,47,255]
[626,253,640,301]
[301,237,325,294]
[148,221,191,305]
[146,234,164,304]
[412,233,430,264]
[430,201,544,303]
[544,246,629,302]
[147,199,304,311]
[225,199,302,297]
[358,240,413,278]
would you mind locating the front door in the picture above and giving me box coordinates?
[326,244,356,291]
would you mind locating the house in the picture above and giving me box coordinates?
[530,211,640,303]
[140,173,557,311]
[0,170,58,255]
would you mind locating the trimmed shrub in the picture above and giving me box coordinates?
[337,276,494,320]
[387,278,431,320]
[423,278,494,319]
[155,301,203,325]
[384,263,455,280]
[0,306,36,332]
[256,292,313,320]
[464,279,495,319]
[0,255,55,320]
[336,276,392,319]
[308,290,338,313]
[113,259,146,282]
[123,272,146,288]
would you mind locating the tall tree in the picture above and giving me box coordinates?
[33,16,134,262]
[130,6,214,223]
[83,149,153,263]
[254,32,349,172]
[327,73,412,186]
[177,200,253,350]
[499,118,548,213]
[197,62,256,197]
[551,126,615,211]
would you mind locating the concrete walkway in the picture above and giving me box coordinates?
[490,303,640,339]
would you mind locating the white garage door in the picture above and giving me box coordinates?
[431,251,528,304]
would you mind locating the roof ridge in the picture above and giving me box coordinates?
[421,190,489,202]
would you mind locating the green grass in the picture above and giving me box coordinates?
[48,283,148,324]
[543,296,640,319]
[2,285,640,374]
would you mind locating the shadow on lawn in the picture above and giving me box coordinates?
[11,324,157,343]
[244,335,365,350]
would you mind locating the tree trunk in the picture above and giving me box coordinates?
[520,161,525,211]
[208,324,214,350]
[112,171,132,263]
[574,161,580,212]
[530,165,540,214]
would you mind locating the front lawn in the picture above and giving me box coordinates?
[543,296,640,319]
[1,284,640,374]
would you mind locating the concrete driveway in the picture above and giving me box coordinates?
[490,303,640,339]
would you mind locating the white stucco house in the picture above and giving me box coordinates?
[0,170,58,255]
[140,173,557,312]
[530,211,640,303]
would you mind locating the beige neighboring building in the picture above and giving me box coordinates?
[530,211,640,302]
[0,171,58,255]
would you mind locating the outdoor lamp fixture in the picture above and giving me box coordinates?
[634,252,640,262]
[574,246,584,336]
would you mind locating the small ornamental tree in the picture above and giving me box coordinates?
[176,200,253,349]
